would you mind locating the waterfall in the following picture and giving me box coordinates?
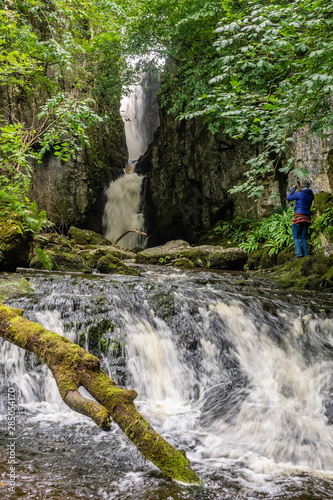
[1,269,333,498]
[102,73,159,249]
[103,172,146,249]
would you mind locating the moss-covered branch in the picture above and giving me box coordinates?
[0,303,201,484]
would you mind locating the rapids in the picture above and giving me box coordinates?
[1,267,333,499]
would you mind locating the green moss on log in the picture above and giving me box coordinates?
[0,303,201,484]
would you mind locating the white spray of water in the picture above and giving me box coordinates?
[0,310,76,414]
[102,77,159,249]
[120,72,159,161]
[121,86,147,161]
[195,301,333,473]
[103,172,146,249]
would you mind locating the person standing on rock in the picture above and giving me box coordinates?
[287,179,314,259]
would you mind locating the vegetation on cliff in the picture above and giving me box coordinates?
[124,0,333,197]
[0,0,126,232]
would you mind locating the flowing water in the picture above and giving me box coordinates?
[103,172,146,249]
[103,73,158,249]
[1,268,333,499]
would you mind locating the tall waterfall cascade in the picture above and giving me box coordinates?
[103,72,159,249]
[1,269,333,498]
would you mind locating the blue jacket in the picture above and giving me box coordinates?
[287,187,314,216]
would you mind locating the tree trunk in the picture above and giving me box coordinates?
[0,303,201,484]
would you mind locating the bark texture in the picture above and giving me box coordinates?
[0,303,201,484]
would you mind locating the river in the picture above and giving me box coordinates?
[0,267,333,499]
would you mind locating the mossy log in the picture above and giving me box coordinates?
[0,303,201,484]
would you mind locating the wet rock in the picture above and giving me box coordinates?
[96,254,140,276]
[172,257,195,269]
[252,255,333,291]
[0,218,30,271]
[136,240,247,270]
[0,274,34,302]
[85,247,134,269]
[247,247,278,270]
[68,227,112,246]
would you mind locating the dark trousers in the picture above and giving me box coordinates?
[292,223,309,257]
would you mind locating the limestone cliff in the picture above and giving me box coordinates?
[30,121,127,234]
[138,107,333,245]
[291,127,333,193]
[137,108,275,244]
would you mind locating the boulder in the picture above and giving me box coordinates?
[0,218,30,270]
[68,226,112,246]
[136,240,247,270]
[96,254,140,276]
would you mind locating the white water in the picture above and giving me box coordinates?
[102,77,159,249]
[103,172,146,249]
[1,271,333,498]
[120,73,159,161]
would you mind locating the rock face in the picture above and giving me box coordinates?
[292,127,333,193]
[30,124,127,234]
[137,109,279,245]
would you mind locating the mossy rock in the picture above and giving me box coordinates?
[172,257,195,269]
[136,240,192,264]
[137,240,247,270]
[96,254,140,276]
[68,226,112,246]
[78,319,114,356]
[0,218,30,271]
[276,247,295,266]
[207,247,247,270]
[30,248,89,273]
[0,275,34,302]
[148,290,175,321]
[313,192,333,215]
[260,255,333,290]
[85,247,134,269]
[246,247,278,270]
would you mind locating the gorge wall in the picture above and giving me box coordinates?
[137,103,333,246]
[30,120,127,234]
[137,107,285,245]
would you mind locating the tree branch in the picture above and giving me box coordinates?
[0,303,201,484]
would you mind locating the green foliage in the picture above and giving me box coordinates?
[0,0,126,235]
[193,0,333,196]
[158,255,172,264]
[125,0,333,198]
[219,208,294,254]
[122,0,224,112]
[35,246,53,271]
[310,207,333,250]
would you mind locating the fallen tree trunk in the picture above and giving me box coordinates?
[0,303,201,484]
[112,229,147,246]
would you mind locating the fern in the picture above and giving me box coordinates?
[35,246,53,271]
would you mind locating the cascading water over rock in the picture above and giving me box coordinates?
[1,268,333,498]
[102,72,159,250]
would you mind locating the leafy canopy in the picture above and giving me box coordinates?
[123,0,333,197]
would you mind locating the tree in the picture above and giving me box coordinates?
[0,0,127,230]
[122,0,333,197]
[0,303,201,484]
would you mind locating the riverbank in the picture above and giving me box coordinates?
[1,223,333,292]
